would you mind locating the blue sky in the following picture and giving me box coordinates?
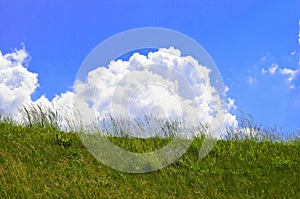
[1,0,300,134]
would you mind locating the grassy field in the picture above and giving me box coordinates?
[0,112,299,198]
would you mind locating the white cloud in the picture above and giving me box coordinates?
[279,67,299,82]
[0,48,75,130]
[261,63,278,75]
[74,47,239,136]
[247,76,255,85]
[260,56,266,62]
[269,63,278,74]
[224,85,229,93]
[260,61,300,88]
[298,19,300,45]
[0,47,239,137]
[291,50,296,56]
[227,98,237,110]
[0,48,38,114]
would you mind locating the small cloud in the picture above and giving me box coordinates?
[260,56,266,62]
[247,76,255,85]
[269,63,278,74]
[291,50,296,56]
[224,85,229,93]
[260,62,300,89]
[298,19,300,45]
[227,97,237,110]
[279,67,299,82]
[261,63,278,75]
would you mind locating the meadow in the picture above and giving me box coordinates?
[0,105,299,198]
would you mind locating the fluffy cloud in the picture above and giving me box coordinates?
[0,47,238,137]
[74,47,238,137]
[0,48,38,114]
[0,48,74,128]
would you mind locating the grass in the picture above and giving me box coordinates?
[0,106,299,198]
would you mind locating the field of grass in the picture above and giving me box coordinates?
[0,109,299,198]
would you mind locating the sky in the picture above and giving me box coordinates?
[0,0,300,135]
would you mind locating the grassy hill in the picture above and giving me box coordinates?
[0,115,299,198]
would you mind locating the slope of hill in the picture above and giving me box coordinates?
[0,117,299,198]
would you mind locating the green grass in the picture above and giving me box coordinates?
[0,115,299,199]
[1,105,300,198]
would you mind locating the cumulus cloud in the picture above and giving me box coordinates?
[0,47,238,137]
[0,48,74,128]
[73,47,239,137]
[0,48,38,114]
